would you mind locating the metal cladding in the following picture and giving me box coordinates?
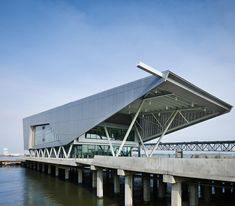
[23,70,232,150]
[23,75,163,149]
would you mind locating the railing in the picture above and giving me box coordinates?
[144,140,235,152]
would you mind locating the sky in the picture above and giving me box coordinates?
[0,0,234,153]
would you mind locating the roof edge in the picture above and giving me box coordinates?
[165,71,233,111]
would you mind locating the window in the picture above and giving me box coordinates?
[85,126,135,141]
[33,124,56,146]
[85,126,107,139]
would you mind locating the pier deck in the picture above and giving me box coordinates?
[25,156,235,182]
[24,156,235,206]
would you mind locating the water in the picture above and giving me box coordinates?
[0,166,234,206]
[0,167,109,206]
[0,166,170,206]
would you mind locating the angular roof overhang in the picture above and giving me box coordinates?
[115,69,232,142]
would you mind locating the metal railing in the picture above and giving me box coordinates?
[144,140,235,152]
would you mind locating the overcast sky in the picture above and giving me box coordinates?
[0,0,234,153]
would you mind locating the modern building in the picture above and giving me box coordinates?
[23,63,232,159]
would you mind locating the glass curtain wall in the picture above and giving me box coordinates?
[72,126,135,158]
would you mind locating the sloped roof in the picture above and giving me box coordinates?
[23,70,232,149]
[23,75,164,149]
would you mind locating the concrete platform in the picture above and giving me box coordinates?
[92,156,235,182]
[25,156,235,182]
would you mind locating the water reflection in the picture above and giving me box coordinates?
[0,167,234,206]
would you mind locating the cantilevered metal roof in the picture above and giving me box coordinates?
[23,65,232,150]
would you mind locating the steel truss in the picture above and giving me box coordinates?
[29,142,74,159]
[144,140,235,152]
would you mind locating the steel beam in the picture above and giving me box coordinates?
[104,125,115,156]
[116,100,145,157]
[135,126,148,157]
[149,111,178,157]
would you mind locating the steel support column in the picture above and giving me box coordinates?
[116,100,145,157]
[149,111,178,157]
[104,125,115,156]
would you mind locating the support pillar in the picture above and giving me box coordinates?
[97,199,103,206]
[37,163,40,171]
[55,166,59,177]
[203,185,211,202]
[189,184,198,206]
[231,183,234,194]
[97,169,103,198]
[92,171,97,188]
[171,182,182,206]
[143,173,151,202]
[125,174,133,206]
[65,168,69,180]
[42,164,45,173]
[214,186,222,195]
[114,173,120,194]
[77,168,83,184]
[158,177,165,198]
[48,165,51,175]
[153,175,158,190]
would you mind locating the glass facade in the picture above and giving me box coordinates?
[72,145,132,158]
[32,124,136,158]
[85,126,107,139]
[70,126,136,158]
[107,127,135,141]
[85,126,135,141]
[34,124,56,146]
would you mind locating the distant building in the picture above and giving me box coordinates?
[3,148,9,156]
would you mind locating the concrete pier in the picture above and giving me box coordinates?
[158,177,165,198]
[189,184,198,206]
[42,164,45,173]
[77,168,83,184]
[163,175,183,206]
[48,165,51,174]
[97,169,103,198]
[113,173,120,194]
[143,173,151,202]
[55,166,59,177]
[125,174,133,206]
[65,168,69,180]
[92,171,97,188]
[171,182,182,206]
[203,185,212,202]
[25,156,235,206]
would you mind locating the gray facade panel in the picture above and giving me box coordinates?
[23,76,163,149]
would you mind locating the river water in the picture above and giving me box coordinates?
[0,166,234,206]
